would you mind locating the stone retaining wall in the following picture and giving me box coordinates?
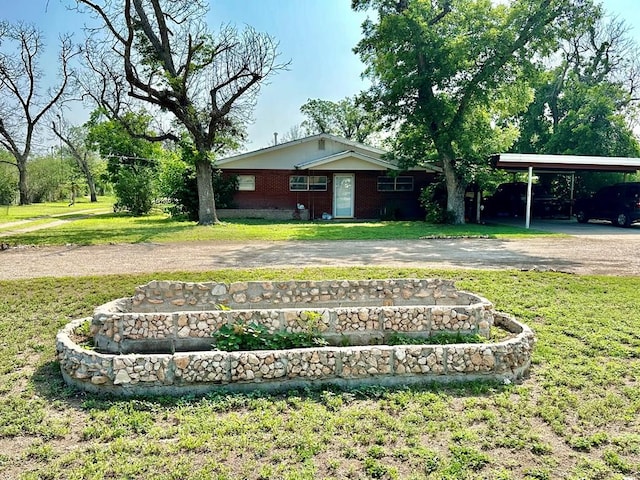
[91,279,494,354]
[57,312,535,397]
[129,279,477,312]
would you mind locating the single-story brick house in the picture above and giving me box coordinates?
[217,134,440,220]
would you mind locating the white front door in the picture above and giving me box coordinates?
[333,174,355,218]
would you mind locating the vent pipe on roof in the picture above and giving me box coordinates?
[273,132,278,145]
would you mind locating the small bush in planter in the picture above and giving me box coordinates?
[212,322,328,352]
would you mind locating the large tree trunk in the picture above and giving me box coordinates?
[442,156,467,225]
[17,158,29,205]
[78,158,98,202]
[195,158,218,225]
[87,176,98,202]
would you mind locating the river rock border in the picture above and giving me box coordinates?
[57,312,535,397]
[91,279,495,354]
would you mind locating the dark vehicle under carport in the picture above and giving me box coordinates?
[492,154,640,228]
[575,182,640,227]
[483,182,567,218]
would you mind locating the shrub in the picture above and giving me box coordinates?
[212,320,327,352]
[26,157,71,203]
[387,331,484,346]
[419,181,455,224]
[165,166,237,221]
[0,166,17,205]
[112,167,156,215]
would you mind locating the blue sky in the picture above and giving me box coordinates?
[2,0,638,151]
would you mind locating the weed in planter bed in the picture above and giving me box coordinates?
[211,322,328,352]
[212,323,489,352]
[387,331,485,346]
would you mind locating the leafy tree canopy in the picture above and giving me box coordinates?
[353,0,595,223]
[85,109,161,179]
[300,96,377,143]
[514,15,640,158]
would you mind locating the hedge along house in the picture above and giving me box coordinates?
[216,134,441,220]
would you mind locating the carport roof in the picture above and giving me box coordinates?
[495,153,640,173]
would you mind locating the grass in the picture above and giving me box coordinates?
[0,267,639,479]
[0,197,113,221]
[0,206,557,246]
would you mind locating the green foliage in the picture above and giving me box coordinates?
[300,96,377,143]
[112,167,156,216]
[163,164,237,221]
[515,70,640,159]
[85,109,161,215]
[157,153,189,200]
[514,10,640,162]
[387,331,484,346]
[85,109,160,179]
[25,156,72,203]
[74,320,91,338]
[545,80,639,157]
[419,181,455,224]
[354,0,594,223]
[0,163,17,205]
[212,322,327,352]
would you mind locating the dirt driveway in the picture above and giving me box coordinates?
[1,225,639,279]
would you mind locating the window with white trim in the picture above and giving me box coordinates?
[289,175,328,191]
[377,176,414,192]
[237,175,256,191]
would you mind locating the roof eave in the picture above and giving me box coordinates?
[218,133,387,165]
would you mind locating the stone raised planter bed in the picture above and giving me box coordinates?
[57,279,535,396]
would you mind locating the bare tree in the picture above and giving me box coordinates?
[74,0,285,224]
[0,21,79,204]
[51,117,99,202]
[271,123,305,145]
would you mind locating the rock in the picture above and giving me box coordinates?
[247,354,260,366]
[211,284,227,296]
[233,293,247,303]
[114,370,131,385]
[229,282,248,294]
[174,356,190,370]
[91,375,108,385]
[470,352,483,366]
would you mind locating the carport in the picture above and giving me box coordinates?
[494,153,640,228]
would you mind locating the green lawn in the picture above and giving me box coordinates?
[0,197,113,221]
[0,210,556,246]
[1,267,638,479]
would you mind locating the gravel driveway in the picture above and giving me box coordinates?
[1,231,639,279]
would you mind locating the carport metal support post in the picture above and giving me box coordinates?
[569,173,575,218]
[525,166,533,229]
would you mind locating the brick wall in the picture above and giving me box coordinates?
[222,169,437,220]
